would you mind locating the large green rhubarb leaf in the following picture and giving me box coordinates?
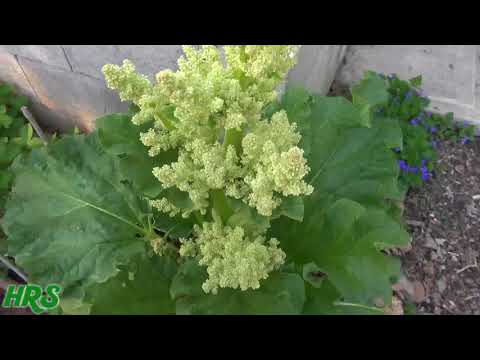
[274,197,409,306]
[304,96,403,207]
[271,91,409,310]
[2,134,151,301]
[274,87,314,156]
[280,93,403,210]
[302,280,384,315]
[95,113,171,199]
[85,255,177,315]
[351,71,389,109]
[96,113,193,238]
[170,260,305,315]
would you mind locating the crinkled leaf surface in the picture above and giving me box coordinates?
[85,255,177,315]
[277,87,314,156]
[271,196,304,222]
[300,261,378,314]
[274,198,409,305]
[2,134,150,298]
[226,198,271,237]
[304,96,403,206]
[96,113,172,199]
[271,91,410,309]
[170,260,305,315]
[303,280,384,315]
[96,113,193,238]
[351,71,389,109]
[282,93,403,207]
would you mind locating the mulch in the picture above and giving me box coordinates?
[400,137,480,314]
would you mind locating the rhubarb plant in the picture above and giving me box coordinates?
[2,46,410,314]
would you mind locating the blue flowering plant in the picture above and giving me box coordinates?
[372,73,476,189]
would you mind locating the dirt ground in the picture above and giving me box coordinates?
[399,137,480,314]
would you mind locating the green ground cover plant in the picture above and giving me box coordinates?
[1,82,44,264]
[0,83,43,209]
[370,73,475,190]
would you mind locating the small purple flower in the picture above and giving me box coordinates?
[393,147,401,153]
[430,126,437,134]
[398,160,409,171]
[410,118,419,125]
[420,165,430,181]
[460,137,470,145]
[398,160,423,175]
[421,159,427,167]
[427,111,433,117]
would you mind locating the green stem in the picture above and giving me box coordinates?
[161,117,175,131]
[193,211,204,226]
[224,128,243,154]
[333,301,385,314]
[211,190,233,224]
[59,193,148,235]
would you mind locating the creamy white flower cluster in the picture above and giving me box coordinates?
[103,45,311,217]
[179,221,286,294]
[103,45,313,292]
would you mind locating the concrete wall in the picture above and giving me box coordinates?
[335,45,480,129]
[0,45,346,132]
[0,45,185,132]
[288,45,348,95]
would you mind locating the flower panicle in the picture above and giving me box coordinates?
[102,45,309,293]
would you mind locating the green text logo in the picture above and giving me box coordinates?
[1,284,62,314]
